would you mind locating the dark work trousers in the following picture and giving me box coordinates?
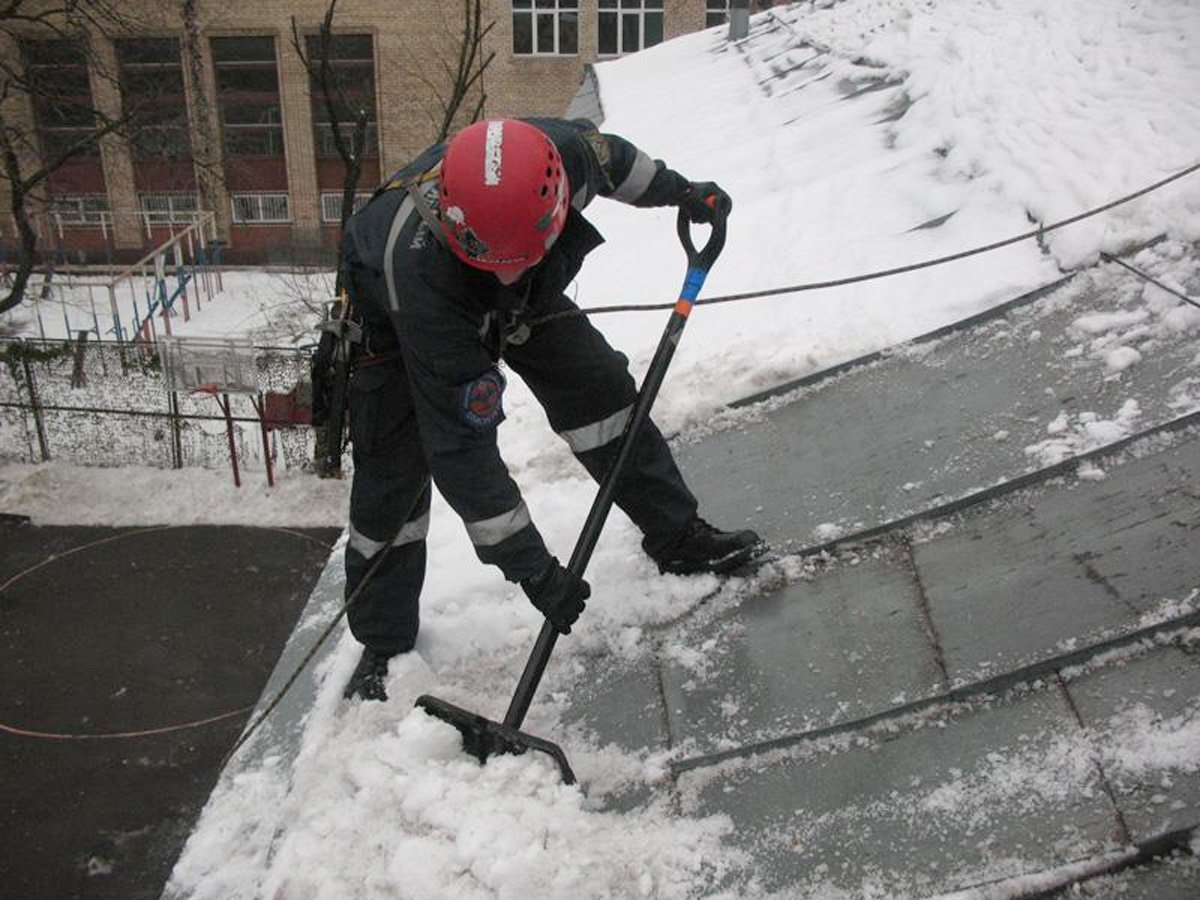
[343,294,699,655]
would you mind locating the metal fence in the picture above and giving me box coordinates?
[0,336,317,478]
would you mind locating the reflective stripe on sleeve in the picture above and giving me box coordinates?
[348,511,431,560]
[464,501,532,547]
[557,404,633,454]
[610,150,657,203]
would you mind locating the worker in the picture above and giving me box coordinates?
[338,117,763,700]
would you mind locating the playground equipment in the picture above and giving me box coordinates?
[2,211,225,344]
[158,335,276,488]
[106,212,223,344]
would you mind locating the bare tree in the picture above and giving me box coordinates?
[290,0,371,241]
[0,0,146,314]
[294,0,495,244]
[180,0,222,225]
[430,0,496,144]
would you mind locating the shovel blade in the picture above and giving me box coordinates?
[415,694,576,785]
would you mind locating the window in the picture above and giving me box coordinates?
[212,36,284,157]
[705,1,730,28]
[231,192,290,224]
[117,38,191,160]
[305,33,378,159]
[140,193,200,224]
[316,122,379,158]
[512,1,579,56]
[48,195,110,227]
[21,39,100,159]
[320,192,372,223]
[598,0,663,56]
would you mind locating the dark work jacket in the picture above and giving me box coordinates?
[340,117,690,582]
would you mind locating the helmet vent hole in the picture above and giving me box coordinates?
[540,185,549,197]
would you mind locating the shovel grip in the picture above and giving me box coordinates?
[676,207,728,273]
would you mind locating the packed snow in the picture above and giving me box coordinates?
[4,1,1200,898]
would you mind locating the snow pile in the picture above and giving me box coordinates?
[171,620,748,900]
[1064,244,1200,376]
[1023,399,1143,468]
[581,0,1200,429]
[1101,702,1200,781]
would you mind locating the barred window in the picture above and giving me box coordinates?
[48,195,110,226]
[512,0,579,56]
[320,191,372,223]
[598,0,663,56]
[231,192,290,224]
[140,194,200,224]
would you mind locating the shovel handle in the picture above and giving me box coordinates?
[503,212,727,732]
[676,207,728,274]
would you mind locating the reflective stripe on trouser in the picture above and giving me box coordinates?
[558,405,633,454]
[348,510,431,560]
[463,501,532,547]
[503,294,698,554]
[344,359,431,656]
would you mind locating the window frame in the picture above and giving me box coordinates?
[211,35,285,159]
[597,0,664,57]
[314,121,380,159]
[304,32,379,160]
[705,1,731,28]
[22,38,102,160]
[511,0,580,57]
[116,37,192,160]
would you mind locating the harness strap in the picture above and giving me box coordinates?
[379,164,450,252]
[406,178,450,251]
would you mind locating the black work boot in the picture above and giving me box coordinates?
[343,647,393,702]
[652,517,765,576]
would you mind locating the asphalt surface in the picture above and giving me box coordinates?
[0,519,339,900]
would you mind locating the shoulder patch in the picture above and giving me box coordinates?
[460,369,506,429]
[580,129,616,192]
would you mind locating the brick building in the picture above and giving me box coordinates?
[1,1,776,264]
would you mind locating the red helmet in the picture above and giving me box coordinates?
[439,119,569,276]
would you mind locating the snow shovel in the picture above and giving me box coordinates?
[417,207,728,785]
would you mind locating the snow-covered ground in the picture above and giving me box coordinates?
[4,0,1200,897]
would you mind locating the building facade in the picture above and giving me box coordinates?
[1,1,777,264]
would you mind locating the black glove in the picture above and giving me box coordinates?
[678,181,733,224]
[521,558,590,635]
